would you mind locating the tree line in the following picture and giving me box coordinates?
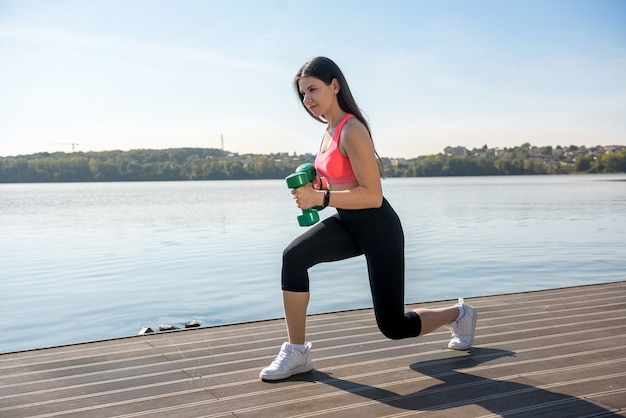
[386,147,626,177]
[0,148,299,183]
[0,145,625,183]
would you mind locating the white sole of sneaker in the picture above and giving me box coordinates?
[260,363,313,381]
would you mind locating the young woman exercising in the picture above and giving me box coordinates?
[260,56,477,381]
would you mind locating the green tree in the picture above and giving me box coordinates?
[417,155,444,176]
[574,156,592,172]
[600,150,626,173]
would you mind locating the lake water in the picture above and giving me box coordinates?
[1,174,625,353]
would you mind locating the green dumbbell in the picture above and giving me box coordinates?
[285,163,323,227]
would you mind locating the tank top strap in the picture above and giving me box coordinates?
[333,114,355,143]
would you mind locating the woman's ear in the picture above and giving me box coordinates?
[332,78,340,94]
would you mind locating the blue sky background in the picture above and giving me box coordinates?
[1,0,624,158]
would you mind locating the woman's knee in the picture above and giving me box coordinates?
[281,245,310,292]
[282,242,308,275]
[377,311,421,340]
[378,320,408,340]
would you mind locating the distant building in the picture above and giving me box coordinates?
[445,146,468,157]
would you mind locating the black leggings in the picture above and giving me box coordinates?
[282,198,422,339]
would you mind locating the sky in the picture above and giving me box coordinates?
[0,0,625,158]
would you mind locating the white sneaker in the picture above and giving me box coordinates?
[447,298,477,350]
[259,342,313,381]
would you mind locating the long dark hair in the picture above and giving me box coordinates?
[294,56,385,177]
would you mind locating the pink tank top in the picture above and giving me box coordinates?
[315,114,358,184]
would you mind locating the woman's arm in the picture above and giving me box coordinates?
[329,118,383,209]
[292,118,383,211]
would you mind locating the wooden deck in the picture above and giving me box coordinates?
[1,281,625,418]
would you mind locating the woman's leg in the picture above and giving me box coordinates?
[282,290,309,344]
[337,201,420,339]
[340,200,458,340]
[260,215,362,380]
[281,215,362,343]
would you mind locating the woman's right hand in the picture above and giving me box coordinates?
[292,183,323,210]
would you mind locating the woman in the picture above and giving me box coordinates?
[260,57,477,381]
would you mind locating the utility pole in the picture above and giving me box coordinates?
[53,143,79,152]
[221,134,224,151]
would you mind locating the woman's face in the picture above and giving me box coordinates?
[298,76,338,118]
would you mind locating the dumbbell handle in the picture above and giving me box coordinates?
[285,163,322,227]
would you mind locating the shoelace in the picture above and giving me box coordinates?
[449,322,465,339]
[449,322,461,332]
[270,349,293,367]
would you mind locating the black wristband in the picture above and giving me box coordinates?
[323,189,331,208]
